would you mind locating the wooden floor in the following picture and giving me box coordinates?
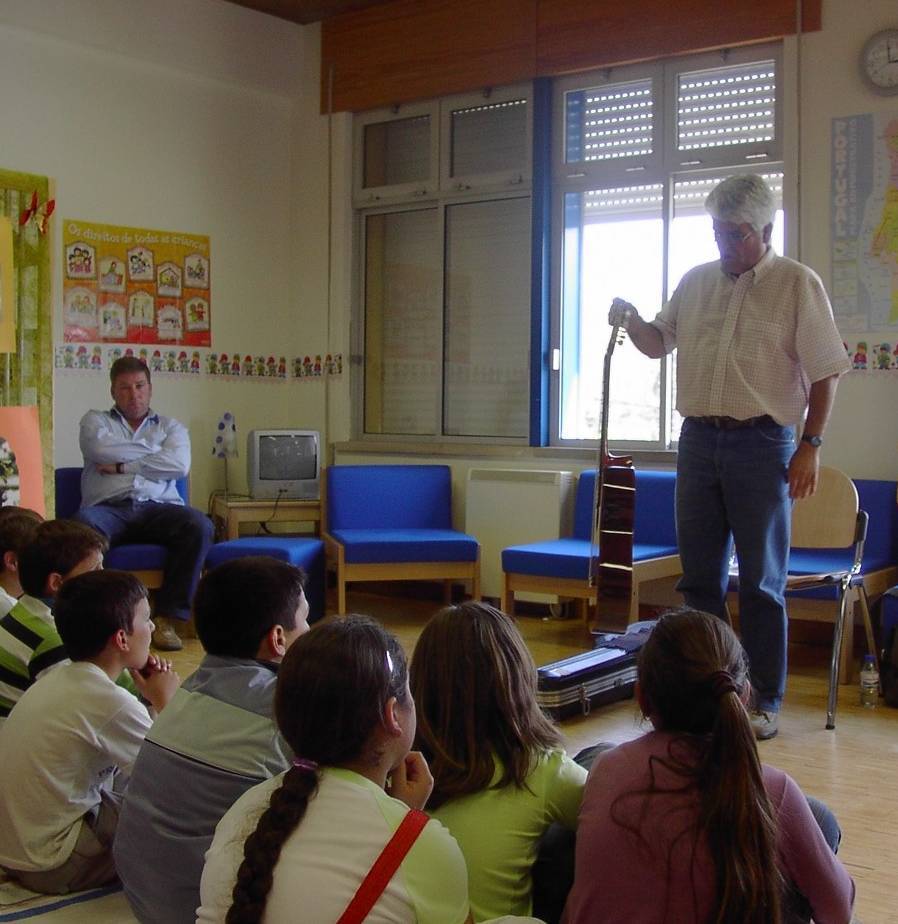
[169,589,898,924]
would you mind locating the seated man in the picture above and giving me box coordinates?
[75,356,214,651]
[114,556,309,924]
[0,570,179,894]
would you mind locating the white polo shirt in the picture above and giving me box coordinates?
[0,661,151,872]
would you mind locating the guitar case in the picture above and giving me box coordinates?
[537,621,655,719]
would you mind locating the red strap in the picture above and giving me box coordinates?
[336,809,430,924]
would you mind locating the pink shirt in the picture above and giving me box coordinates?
[563,731,854,924]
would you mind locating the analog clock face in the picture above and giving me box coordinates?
[862,29,898,94]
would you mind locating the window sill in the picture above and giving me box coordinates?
[333,440,677,468]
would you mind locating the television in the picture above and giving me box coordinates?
[247,429,320,500]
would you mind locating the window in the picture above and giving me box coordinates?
[355,85,532,441]
[552,47,783,448]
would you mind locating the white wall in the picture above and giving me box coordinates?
[795,0,898,479]
[0,0,338,506]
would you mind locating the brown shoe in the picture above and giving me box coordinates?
[151,616,183,652]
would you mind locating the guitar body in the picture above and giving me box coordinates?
[589,322,637,632]
[592,454,636,629]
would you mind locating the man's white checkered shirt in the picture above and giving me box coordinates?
[650,248,850,426]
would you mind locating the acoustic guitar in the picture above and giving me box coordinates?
[589,321,636,632]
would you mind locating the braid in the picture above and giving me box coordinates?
[226,767,318,924]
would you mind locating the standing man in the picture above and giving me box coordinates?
[610,174,849,740]
[75,357,214,651]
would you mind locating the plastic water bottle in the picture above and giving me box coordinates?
[860,655,879,708]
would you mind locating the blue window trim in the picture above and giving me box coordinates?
[529,77,552,446]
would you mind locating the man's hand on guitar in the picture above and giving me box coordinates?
[609,298,638,329]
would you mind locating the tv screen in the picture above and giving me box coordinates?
[258,434,317,482]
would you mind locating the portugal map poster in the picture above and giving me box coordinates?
[831,113,898,331]
[63,219,211,346]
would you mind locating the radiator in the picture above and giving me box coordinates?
[465,469,576,601]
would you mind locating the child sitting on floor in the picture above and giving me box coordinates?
[0,507,43,614]
[197,614,475,924]
[410,601,587,922]
[0,519,107,722]
[115,556,311,924]
[563,607,855,924]
[0,570,179,894]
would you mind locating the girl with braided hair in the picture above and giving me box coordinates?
[563,609,854,924]
[196,615,473,924]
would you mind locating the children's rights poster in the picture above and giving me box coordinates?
[63,219,211,346]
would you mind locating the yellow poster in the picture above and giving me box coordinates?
[62,218,211,346]
[0,217,15,353]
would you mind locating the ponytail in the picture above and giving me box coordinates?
[616,608,783,924]
[700,686,782,924]
[226,765,318,924]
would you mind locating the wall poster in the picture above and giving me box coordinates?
[62,219,211,346]
[831,113,898,331]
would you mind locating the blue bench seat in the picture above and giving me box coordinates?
[324,465,480,614]
[501,469,680,626]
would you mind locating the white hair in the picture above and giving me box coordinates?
[705,174,776,231]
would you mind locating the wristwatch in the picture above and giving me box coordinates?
[801,434,823,447]
[116,462,124,474]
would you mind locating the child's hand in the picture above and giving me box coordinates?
[129,665,180,713]
[387,751,433,810]
[137,655,173,678]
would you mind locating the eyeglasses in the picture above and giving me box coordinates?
[713,228,755,244]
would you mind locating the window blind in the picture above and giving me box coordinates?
[676,61,776,151]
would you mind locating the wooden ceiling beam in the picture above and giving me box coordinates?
[222,0,393,26]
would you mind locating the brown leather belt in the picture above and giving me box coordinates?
[691,415,776,430]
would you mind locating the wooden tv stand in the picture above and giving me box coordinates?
[211,493,321,540]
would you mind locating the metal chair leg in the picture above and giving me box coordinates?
[827,578,852,729]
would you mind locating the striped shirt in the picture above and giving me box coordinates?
[0,596,66,722]
[651,248,850,425]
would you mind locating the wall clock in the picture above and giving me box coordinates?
[860,28,898,95]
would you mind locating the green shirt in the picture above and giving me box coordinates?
[430,749,586,921]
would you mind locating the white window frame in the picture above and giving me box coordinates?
[353,100,440,207]
[438,83,533,194]
[549,44,784,451]
[352,84,534,444]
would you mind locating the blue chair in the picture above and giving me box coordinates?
[55,466,188,590]
[204,536,326,624]
[323,464,480,614]
[501,469,681,626]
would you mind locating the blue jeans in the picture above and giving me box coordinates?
[75,500,213,622]
[676,417,794,712]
